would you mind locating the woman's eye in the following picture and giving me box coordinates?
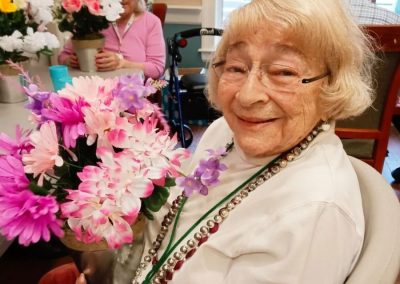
[268,67,298,77]
[280,70,296,76]
[225,65,247,74]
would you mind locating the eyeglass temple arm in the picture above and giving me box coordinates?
[301,72,330,84]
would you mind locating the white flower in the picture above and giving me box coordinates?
[32,9,54,25]
[14,0,28,9]
[43,32,60,49]
[27,0,54,25]
[100,0,124,22]
[0,31,24,52]
[22,28,60,57]
[28,0,53,9]
[22,29,46,56]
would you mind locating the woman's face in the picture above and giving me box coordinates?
[120,0,138,17]
[215,30,326,158]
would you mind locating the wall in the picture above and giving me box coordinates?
[163,24,203,68]
[155,0,204,68]
[154,0,201,6]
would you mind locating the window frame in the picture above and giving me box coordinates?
[200,0,223,62]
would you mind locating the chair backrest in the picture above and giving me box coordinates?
[345,156,400,284]
[335,25,400,172]
[152,3,167,26]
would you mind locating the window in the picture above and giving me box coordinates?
[222,0,251,23]
[200,0,399,62]
[200,0,249,61]
[376,0,398,11]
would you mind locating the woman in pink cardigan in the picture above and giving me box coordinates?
[58,0,166,79]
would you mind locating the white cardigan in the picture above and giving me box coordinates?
[138,117,364,284]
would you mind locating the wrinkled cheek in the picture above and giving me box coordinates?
[216,83,237,108]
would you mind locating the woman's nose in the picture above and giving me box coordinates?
[235,72,270,107]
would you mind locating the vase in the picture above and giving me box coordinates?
[0,62,28,103]
[60,215,146,284]
[72,36,105,73]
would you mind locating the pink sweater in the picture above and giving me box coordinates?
[58,11,166,79]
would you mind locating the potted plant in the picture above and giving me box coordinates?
[55,0,124,72]
[0,0,59,102]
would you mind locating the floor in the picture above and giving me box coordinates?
[0,101,400,283]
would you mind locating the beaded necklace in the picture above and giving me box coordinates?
[132,122,329,284]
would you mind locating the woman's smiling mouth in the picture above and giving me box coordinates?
[237,115,279,126]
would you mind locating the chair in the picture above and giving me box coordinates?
[345,156,400,284]
[145,3,167,106]
[152,3,167,26]
[335,25,400,172]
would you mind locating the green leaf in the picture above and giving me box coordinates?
[28,181,50,196]
[141,206,154,220]
[54,164,69,179]
[164,177,176,187]
[143,186,170,212]
[39,48,53,56]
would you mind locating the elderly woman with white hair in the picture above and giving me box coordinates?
[58,0,165,78]
[135,0,375,283]
[71,0,376,283]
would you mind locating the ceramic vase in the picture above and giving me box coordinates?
[72,36,105,73]
[60,215,146,284]
[0,62,28,103]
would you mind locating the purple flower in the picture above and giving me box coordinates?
[206,147,228,159]
[24,84,53,116]
[178,150,228,197]
[195,158,227,187]
[0,189,64,246]
[176,175,207,197]
[112,75,156,112]
[41,96,88,148]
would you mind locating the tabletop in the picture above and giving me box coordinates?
[0,61,143,137]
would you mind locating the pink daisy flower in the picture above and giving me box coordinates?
[0,188,64,246]
[82,107,117,148]
[61,148,154,248]
[0,125,32,157]
[0,155,30,192]
[58,76,118,107]
[107,117,190,180]
[41,95,88,148]
[22,121,63,186]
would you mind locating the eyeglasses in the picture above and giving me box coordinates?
[212,60,329,93]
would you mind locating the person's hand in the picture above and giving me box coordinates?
[75,273,87,284]
[95,50,122,71]
[67,53,79,69]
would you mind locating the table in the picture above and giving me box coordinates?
[29,61,143,91]
[0,61,143,137]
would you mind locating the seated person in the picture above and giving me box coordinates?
[44,0,379,283]
[58,0,165,79]
[133,0,376,282]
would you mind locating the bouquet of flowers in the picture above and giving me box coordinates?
[56,0,124,39]
[0,70,190,249]
[0,0,60,64]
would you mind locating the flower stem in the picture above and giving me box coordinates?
[63,161,84,169]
